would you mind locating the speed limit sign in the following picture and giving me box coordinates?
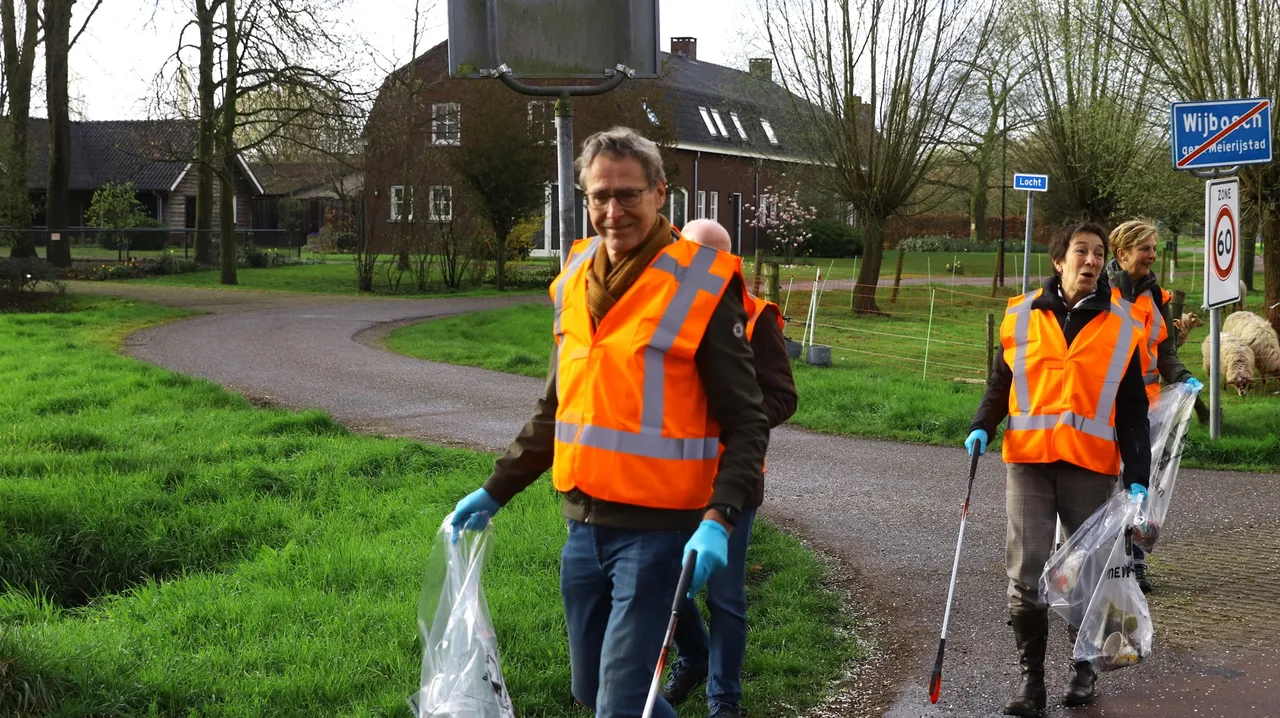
[1204,178,1241,309]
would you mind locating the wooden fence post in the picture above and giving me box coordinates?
[891,246,905,303]
[1171,289,1186,324]
[763,262,780,304]
[752,247,764,296]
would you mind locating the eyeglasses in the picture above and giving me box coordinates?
[586,186,652,208]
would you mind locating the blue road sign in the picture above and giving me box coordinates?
[1171,98,1272,170]
[1013,173,1048,192]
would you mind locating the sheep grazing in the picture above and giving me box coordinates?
[1223,310,1280,381]
[1174,312,1203,348]
[1202,331,1255,395]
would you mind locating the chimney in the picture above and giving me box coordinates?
[671,37,697,61]
[749,58,773,82]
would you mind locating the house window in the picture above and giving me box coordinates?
[760,118,779,146]
[710,109,730,138]
[709,191,719,221]
[667,187,689,227]
[698,106,718,137]
[390,185,412,221]
[429,185,453,221]
[730,112,748,140]
[758,193,778,223]
[432,103,461,145]
[642,101,660,125]
[528,100,554,145]
[696,190,706,219]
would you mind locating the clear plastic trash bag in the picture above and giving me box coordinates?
[1040,493,1152,672]
[1133,381,1201,550]
[408,514,516,718]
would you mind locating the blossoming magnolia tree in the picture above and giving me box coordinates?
[746,187,816,265]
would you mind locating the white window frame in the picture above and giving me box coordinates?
[390,185,412,222]
[428,185,453,222]
[527,100,554,145]
[730,112,748,140]
[710,109,730,138]
[431,103,461,146]
[667,187,689,226]
[758,193,777,223]
[698,106,718,136]
[760,118,780,146]
[696,190,706,219]
[709,191,719,221]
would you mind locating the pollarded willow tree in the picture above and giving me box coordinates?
[1123,0,1280,328]
[1017,0,1162,225]
[761,0,996,313]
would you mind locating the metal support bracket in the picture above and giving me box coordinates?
[1190,165,1240,179]
[485,63,632,97]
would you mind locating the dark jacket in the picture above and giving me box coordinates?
[747,304,799,508]
[482,274,770,531]
[1106,259,1194,385]
[971,274,1152,488]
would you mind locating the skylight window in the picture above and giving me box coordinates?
[698,106,718,136]
[730,112,748,140]
[710,109,730,138]
[760,118,779,145]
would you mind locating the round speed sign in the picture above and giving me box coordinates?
[1212,204,1236,281]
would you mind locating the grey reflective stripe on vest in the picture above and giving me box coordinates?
[554,241,727,459]
[640,245,728,434]
[553,237,602,372]
[1093,297,1137,422]
[1007,292,1037,415]
[1008,413,1059,431]
[556,421,720,461]
[1142,289,1163,386]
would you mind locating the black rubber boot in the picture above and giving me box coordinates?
[1003,609,1048,716]
[1134,561,1153,594]
[660,662,707,708]
[1062,660,1097,706]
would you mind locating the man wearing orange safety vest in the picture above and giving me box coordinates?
[662,220,797,718]
[450,128,769,718]
[966,220,1150,714]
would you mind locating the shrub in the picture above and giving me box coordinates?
[0,257,58,293]
[333,232,358,253]
[897,235,1049,254]
[803,219,864,258]
[488,265,556,289]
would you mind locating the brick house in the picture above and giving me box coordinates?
[23,119,262,231]
[362,37,819,258]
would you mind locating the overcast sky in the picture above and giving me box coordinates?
[47,0,764,121]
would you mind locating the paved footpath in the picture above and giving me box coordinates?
[77,282,1280,717]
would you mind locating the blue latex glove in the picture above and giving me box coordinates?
[1128,483,1148,502]
[1185,377,1203,393]
[683,520,729,598]
[450,488,501,543]
[965,429,988,457]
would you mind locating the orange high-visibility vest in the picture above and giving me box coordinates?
[1001,289,1141,476]
[549,235,745,510]
[745,294,784,340]
[1113,286,1169,402]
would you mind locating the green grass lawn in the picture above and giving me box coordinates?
[385,299,1280,473]
[0,296,857,716]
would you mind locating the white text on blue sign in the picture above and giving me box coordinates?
[1013,174,1049,192]
[1171,99,1272,170]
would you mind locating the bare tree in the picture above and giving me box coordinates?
[761,0,994,313]
[1018,0,1160,225]
[1123,0,1280,328]
[1,0,39,258]
[43,0,72,267]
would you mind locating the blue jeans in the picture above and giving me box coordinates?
[672,508,756,713]
[561,519,692,718]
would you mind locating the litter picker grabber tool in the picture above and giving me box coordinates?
[642,550,698,718]
[928,450,980,704]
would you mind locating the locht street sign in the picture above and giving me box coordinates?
[1171,98,1273,170]
[1012,173,1048,192]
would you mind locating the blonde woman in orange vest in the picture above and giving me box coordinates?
[662,220,797,718]
[1106,218,1205,595]
[450,128,769,718]
[966,220,1151,715]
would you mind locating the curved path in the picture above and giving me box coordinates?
[80,281,1280,717]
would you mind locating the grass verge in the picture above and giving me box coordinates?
[0,296,857,716]
[385,302,1280,473]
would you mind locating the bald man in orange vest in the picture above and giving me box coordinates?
[662,219,797,718]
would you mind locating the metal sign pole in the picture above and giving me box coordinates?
[555,93,574,270]
[1022,191,1034,294]
[1209,308,1221,439]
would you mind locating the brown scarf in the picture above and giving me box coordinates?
[587,216,674,327]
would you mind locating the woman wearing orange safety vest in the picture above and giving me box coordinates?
[1107,219,1206,595]
[965,220,1151,716]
